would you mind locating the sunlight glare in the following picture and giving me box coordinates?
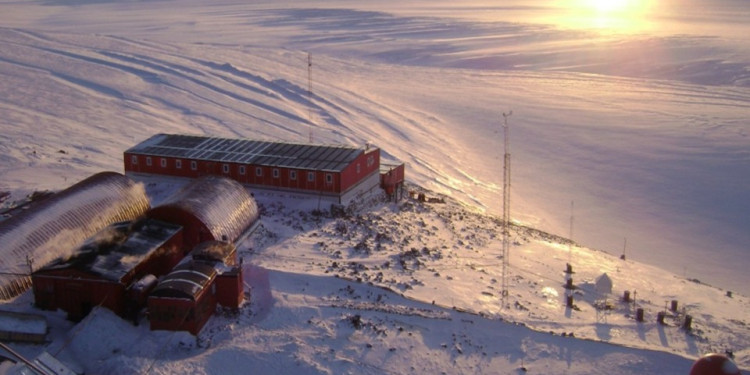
[552,0,655,34]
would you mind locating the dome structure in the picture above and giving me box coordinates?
[0,172,150,299]
[689,353,741,375]
[146,176,259,251]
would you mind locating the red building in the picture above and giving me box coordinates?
[380,163,406,201]
[124,134,384,204]
[146,175,261,251]
[31,219,183,321]
[148,241,243,335]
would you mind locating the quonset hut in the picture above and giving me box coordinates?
[148,241,243,335]
[146,176,260,252]
[0,172,150,300]
[124,134,383,204]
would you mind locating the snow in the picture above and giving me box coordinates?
[0,0,748,374]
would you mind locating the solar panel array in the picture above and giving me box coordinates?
[127,134,366,172]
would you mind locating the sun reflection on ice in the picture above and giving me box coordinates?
[551,0,658,34]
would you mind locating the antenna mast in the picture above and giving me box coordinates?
[307,52,314,143]
[501,110,512,307]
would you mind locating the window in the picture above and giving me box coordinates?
[131,155,138,165]
[256,167,263,177]
[160,158,167,168]
[356,163,361,174]
[308,172,315,182]
[239,166,246,175]
[326,173,333,184]
[367,155,375,167]
[273,169,279,178]
[290,170,297,180]
[223,164,230,174]
[146,157,152,166]
[190,161,197,170]
[175,159,182,169]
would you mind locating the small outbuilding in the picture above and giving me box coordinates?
[148,241,243,335]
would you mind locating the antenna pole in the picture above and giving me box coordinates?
[569,201,574,264]
[501,110,512,307]
[307,52,314,143]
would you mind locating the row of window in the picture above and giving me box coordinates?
[132,155,334,183]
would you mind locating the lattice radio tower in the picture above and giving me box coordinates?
[307,52,314,143]
[501,110,512,307]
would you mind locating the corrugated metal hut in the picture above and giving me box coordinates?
[124,134,382,204]
[0,172,150,300]
[31,219,183,321]
[147,261,218,335]
[146,176,260,251]
[148,241,244,334]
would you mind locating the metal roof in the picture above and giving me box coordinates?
[37,219,183,283]
[150,176,260,244]
[0,172,150,300]
[126,134,368,172]
[150,261,216,300]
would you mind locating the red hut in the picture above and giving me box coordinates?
[146,176,260,251]
[191,241,244,309]
[31,219,183,321]
[148,261,217,335]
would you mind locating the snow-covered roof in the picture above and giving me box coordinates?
[150,176,259,244]
[38,219,183,283]
[150,261,216,300]
[0,172,150,300]
[126,133,369,172]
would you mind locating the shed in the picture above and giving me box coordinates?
[148,241,244,334]
[146,176,260,251]
[0,172,150,300]
[148,261,218,335]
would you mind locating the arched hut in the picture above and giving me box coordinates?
[0,172,150,299]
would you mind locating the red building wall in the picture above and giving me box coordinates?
[215,268,244,309]
[32,270,126,321]
[147,283,217,335]
[124,152,386,196]
[340,148,380,192]
[146,207,213,253]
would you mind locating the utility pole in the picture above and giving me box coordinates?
[501,110,512,307]
[307,52,314,143]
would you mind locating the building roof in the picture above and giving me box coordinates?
[150,261,216,300]
[126,133,370,172]
[0,172,150,300]
[149,176,260,244]
[37,219,183,283]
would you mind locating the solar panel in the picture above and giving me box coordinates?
[129,134,369,172]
